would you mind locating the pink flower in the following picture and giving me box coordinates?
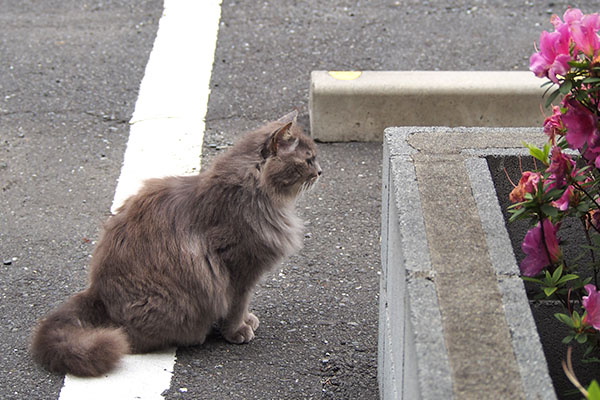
[543,105,566,143]
[570,13,600,57]
[580,132,600,169]
[551,8,600,57]
[530,30,571,83]
[520,219,562,277]
[562,97,599,150]
[583,284,600,330]
[589,151,600,168]
[546,148,587,210]
[552,185,573,211]
[509,171,541,203]
[551,8,584,32]
[547,147,575,188]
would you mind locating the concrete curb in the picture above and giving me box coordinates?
[379,128,453,399]
[380,126,556,399]
[465,157,556,400]
[309,71,547,142]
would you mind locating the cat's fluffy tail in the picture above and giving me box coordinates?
[31,290,130,377]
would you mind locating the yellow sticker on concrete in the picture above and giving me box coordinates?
[328,71,362,80]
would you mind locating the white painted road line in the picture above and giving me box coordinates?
[58,0,222,399]
[111,0,222,213]
[58,350,177,400]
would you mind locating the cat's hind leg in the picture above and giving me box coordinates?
[126,322,212,353]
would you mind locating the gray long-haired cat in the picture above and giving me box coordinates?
[31,111,321,377]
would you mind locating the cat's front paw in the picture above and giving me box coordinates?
[245,312,259,331]
[223,322,255,344]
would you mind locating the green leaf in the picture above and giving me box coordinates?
[572,311,582,329]
[541,203,559,218]
[555,312,575,328]
[588,380,600,400]
[569,60,589,68]
[577,165,592,175]
[544,286,558,297]
[524,143,547,163]
[557,274,579,285]
[521,276,545,285]
[552,264,564,283]
[559,80,573,94]
[543,82,556,98]
[562,334,574,344]
[545,88,561,108]
[507,202,522,210]
[545,188,566,200]
[583,77,600,84]
[576,90,589,102]
[537,176,546,195]
[508,206,530,222]
[543,142,551,159]
[586,86,600,93]
[576,333,588,344]
[540,80,555,88]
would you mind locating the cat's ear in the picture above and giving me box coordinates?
[276,110,298,125]
[268,122,298,156]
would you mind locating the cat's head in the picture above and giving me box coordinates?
[259,111,321,200]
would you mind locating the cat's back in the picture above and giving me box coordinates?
[109,175,201,226]
[92,175,209,265]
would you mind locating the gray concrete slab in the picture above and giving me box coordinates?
[382,126,556,399]
[413,150,525,399]
[381,131,453,400]
[466,157,556,400]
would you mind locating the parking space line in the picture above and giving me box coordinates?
[111,0,222,213]
[58,0,222,398]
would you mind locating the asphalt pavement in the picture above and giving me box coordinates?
[1,1,162,398]
[4,1,600,399]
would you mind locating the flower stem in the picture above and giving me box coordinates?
[573,181,600,212]
[582,216,599,289]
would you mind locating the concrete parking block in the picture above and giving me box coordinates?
[310,71,547,142]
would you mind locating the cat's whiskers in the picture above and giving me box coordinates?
[298,176,319,198]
